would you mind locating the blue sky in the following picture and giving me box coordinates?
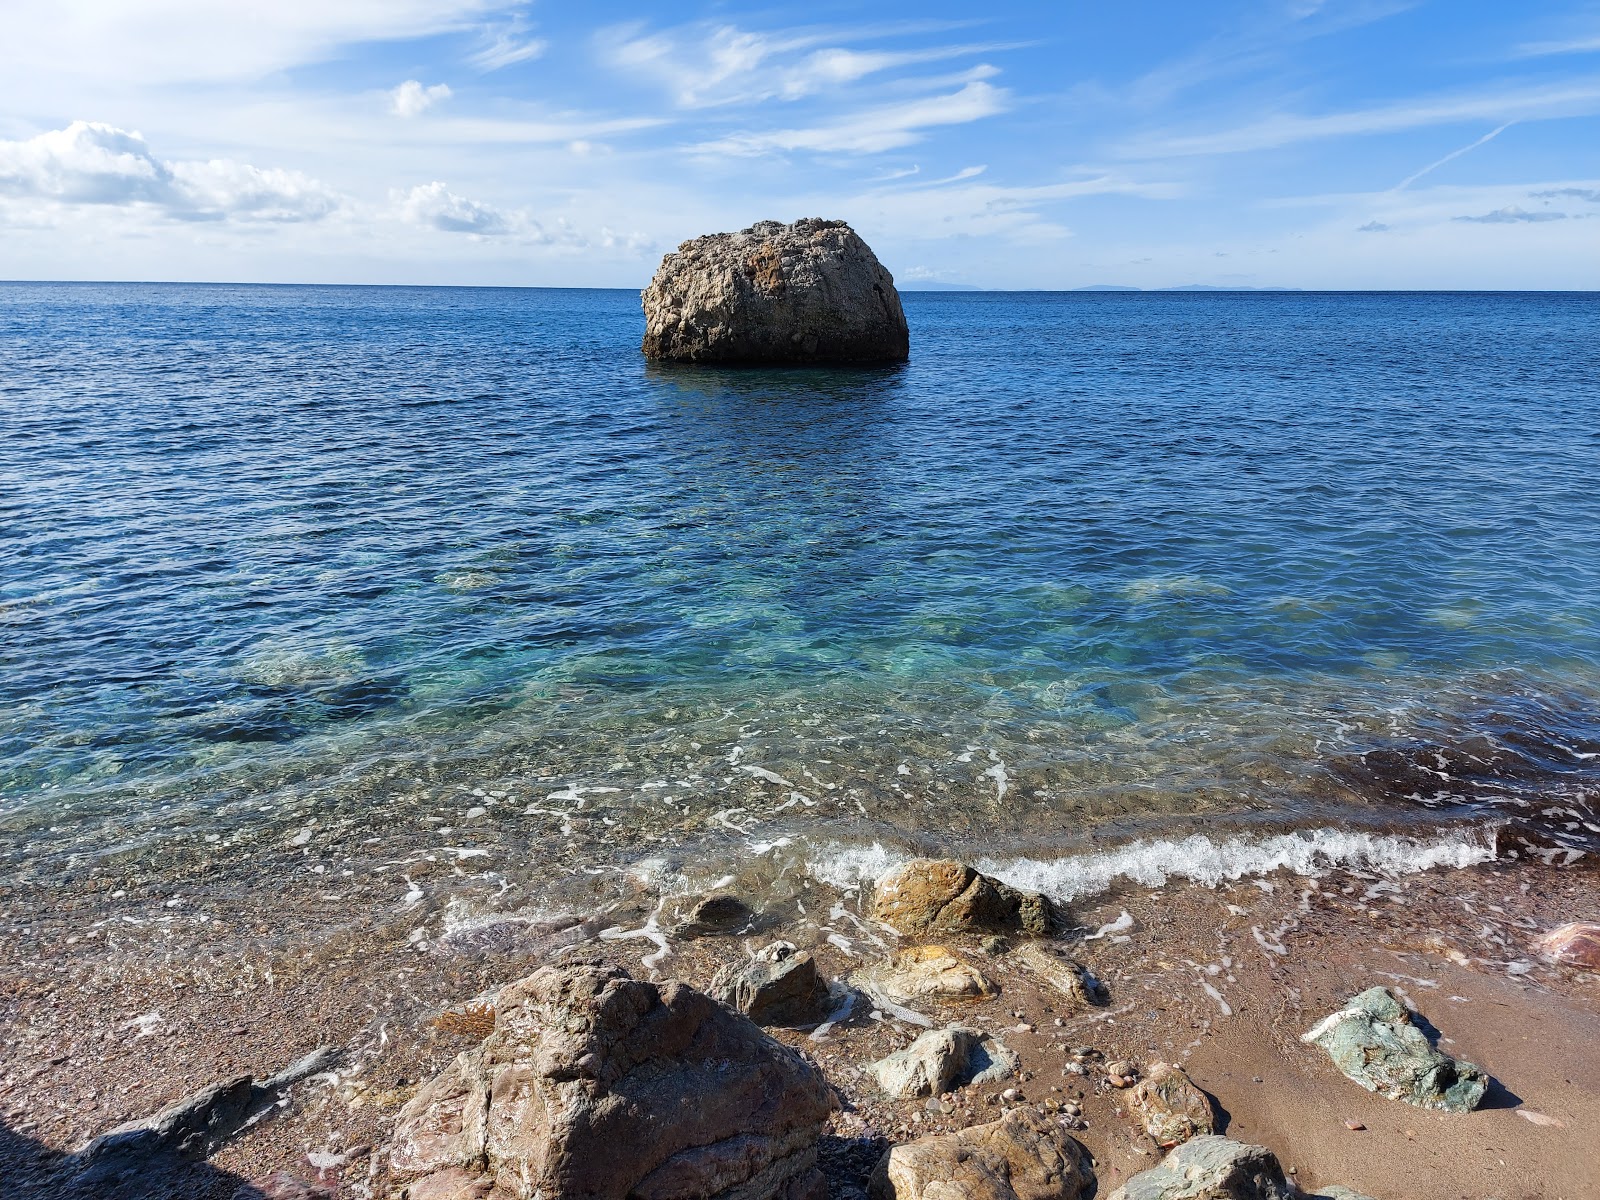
[0,1,1597,288]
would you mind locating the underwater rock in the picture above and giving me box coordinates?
[713,942,833,1027]
[1301,986,1487,1112]
[1129,1062,1217,1147]
[851,945,998,1007]
[1104,1135,1295,1200]
[641,218,909,364]
[869,1108,1095,1200]
[1532,921,1600,968]
[678,892,757,937]
[382,964,835,1200]
[868,1026,1017,1099]
[874,860,1054,939]
[1010,942,1106,1009]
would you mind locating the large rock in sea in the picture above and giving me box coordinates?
[382,965,836,1200]
[1301,986,1487,1112]
[873,859,1054,939]
[641,218,909,364]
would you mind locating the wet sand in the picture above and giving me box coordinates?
[1,851,1596,1198]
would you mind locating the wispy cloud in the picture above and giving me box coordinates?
[692,80,1009,156]
[389,80,452,118]
[0,121,340,222]
[1454,205,1567,224]
[1122,80,1600,157]
[469,13,547,71]
[1513,35,1600,59]
[1531,186,1600,202]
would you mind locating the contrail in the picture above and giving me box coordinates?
[1391,121,1516,191]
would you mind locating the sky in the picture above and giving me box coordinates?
[0,1,1597,289]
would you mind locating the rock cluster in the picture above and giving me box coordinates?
[383,965,835,1200]
[874,859,1054,939]
[640,219,909,365]
[1301,986,1487,1112]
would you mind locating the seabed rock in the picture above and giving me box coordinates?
[1129,1062,1217,1148]
[869,1108,1095,1200]
[874,860,1054,939]
[851,945,998,1007]
[382,964,836,1200]
[1010,942,1107,1009]
[714,941,833,1027]
[1301,986,1487,1112]
[868,1025,1018,1099]
[641,218,909,365]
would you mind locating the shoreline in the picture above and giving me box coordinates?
[2,843,1595,1198]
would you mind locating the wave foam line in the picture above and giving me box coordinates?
[806,825,1499,903]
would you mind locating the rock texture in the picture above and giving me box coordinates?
[641,219,909,364]
[1104,1136,1295,1200]
[1010,943,1106,1010]
[713,942,833,1027]
[868,1026,1017,1099]
[852,946,998,1007]
[1533,921,1600,968]
[1301,986,1487,1112]
[869,1109,1095,1200]
[1129,1063,1217,1148]
[678,893,757,937]
[873,860,1054,939]
[383,965,835,1200]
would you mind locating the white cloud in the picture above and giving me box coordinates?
[694,80,1010,156]
[469,14,546,71]
[1514,35,1600,59]
[1122,80,1600,157]
[394,181,513,235]
[1454,205,1567,224]
[390,80,453,118]
[0,121,340,222]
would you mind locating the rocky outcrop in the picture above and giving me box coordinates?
[852,946,998,1007]
[873,860,1054,939]
[1301,986,1487,1112]
[1533,921,1600,968]
[641,219,909,364]
[869,1109,1095,1200]
[1104,1136,1294,1200]
[868,1026,1017,1099]
[1129,1063,1217,1148]
[713,942,833,1027]
[382,965,835,1200]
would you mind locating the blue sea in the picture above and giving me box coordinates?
[3,284,1598,909]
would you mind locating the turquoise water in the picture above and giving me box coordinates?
[3,284,1599,888]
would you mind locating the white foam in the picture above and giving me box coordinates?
[805,826,1498,903]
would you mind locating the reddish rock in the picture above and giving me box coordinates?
[1533,922,1600,968]
[1129,1062,1217,1147]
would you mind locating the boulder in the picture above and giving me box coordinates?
[868,1026,1017,1099]
[852,945,998,1007]
[874,860,1054,939]
[1104,1135,1294,1200]
[383,965,835,1200]
[713,942,833,1027]
[1010,943,1106,1009]
[869,1109,1095,1200]
[1129,1063,1217,1148]
[1300,986,1487,1112]
[1533,921,1600,968]
[641,218,909,364]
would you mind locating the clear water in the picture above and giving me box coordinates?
[3,283,1599,894]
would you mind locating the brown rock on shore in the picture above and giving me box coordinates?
[873,860,1054,939]
[869,1108,1095,1200]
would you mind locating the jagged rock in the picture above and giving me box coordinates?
[382,965,835,1200]
[1104,1135,1295,1200]
[1129,1062,1217,1147]
[852,945,998,1007]
[869,1108,1095,1200]
[1301,986,1487,1112]
[70,1046,340,1186]
[868,1026,1017,1099]
[713,942,833,1027]
[641,218,909,364]
[873,860,1054,939]
[678,893,757,937]
[1533,921,1600,968]
[1010,943,1106,1009]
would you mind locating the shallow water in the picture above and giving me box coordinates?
[3,284,1599,909]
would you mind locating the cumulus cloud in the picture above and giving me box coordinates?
[394,181,513,234]
[0,121,340,222]
[390,80,452,117]
[1453,205,1566,224]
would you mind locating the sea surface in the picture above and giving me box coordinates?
[3,284,1599,912]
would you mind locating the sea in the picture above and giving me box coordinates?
[3,283,1598,924]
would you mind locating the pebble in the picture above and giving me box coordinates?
[1345,1120,1365,1131]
